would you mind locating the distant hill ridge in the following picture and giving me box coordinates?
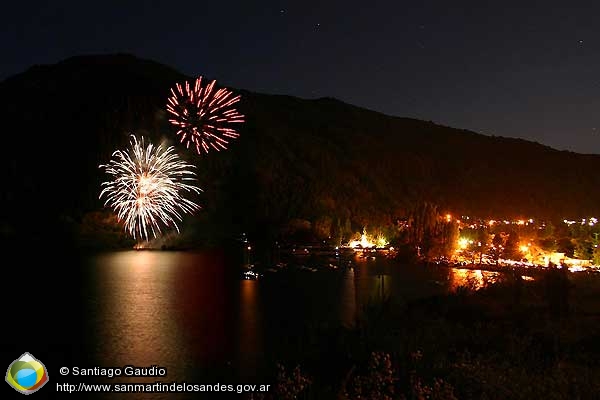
[2,53,599,245]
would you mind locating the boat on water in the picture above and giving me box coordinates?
[242,269,260,280]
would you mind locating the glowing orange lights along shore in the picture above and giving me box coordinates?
[346,228,389,249]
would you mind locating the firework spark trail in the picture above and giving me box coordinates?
[166,76,244,155]
[99,135,202,241]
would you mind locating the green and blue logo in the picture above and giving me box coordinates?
[6,352,49,395]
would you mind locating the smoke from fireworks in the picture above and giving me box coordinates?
[99,135,202,241]
[166,76,244,155]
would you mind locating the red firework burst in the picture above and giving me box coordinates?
[166,76,244,154]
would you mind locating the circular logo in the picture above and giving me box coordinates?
[6,352,49,395]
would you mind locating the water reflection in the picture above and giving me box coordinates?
[357,254,390,297]
[339,268,356,327]
[449,268,499,291]
[79,250,514,400]
[89,251,190,399]
[172,251,228,365]
[238,279,263,379]
[86,250,265,389]
[92,251,185,367]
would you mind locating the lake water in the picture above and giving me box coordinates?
[5,248,498,399]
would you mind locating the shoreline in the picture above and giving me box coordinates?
[423,260,600,276]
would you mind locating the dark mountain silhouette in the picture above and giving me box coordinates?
[2,53,599,249]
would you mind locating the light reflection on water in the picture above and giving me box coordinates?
[339,267,356,327]
[448,268,499,291]
[92,251,185,368]
[238,279,263,377]
[81,250,512,399]
[87,250,235,399]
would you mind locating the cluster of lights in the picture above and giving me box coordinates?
[346,229,389,249]
[452,216,538,230]
[450,213,600,230]
[445,211,600,272]
[454,235,600,272]
[563,217,598,226]
[519,243,531,253]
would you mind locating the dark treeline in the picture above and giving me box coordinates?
[3,54,600,251]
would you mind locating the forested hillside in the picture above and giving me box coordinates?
[2,54,599,249]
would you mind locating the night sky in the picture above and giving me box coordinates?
[3,1,600,154]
